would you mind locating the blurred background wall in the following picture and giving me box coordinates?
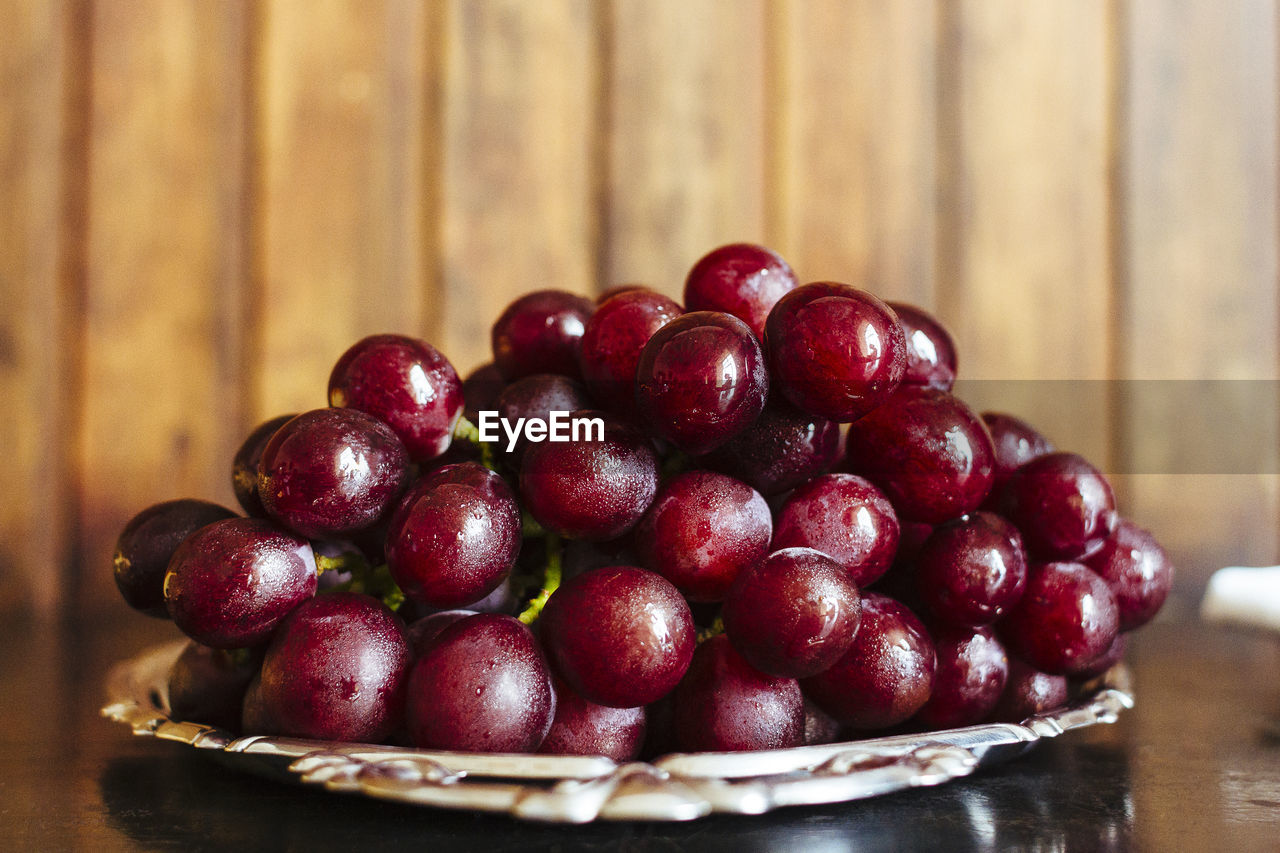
[2,0,1277,618]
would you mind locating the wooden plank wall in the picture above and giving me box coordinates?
[2,0,1276,617]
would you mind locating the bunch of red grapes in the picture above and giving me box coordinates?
[114,243,1172,758]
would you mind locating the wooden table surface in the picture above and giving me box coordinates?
[2,596,1277,852]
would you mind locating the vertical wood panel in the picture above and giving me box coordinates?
[0,0,77,614]
[79,0,250,612]
[604,0,767,300]
[1118,0,1279,590]
[769,0,937,305]
[938,0,1112,382]
[436,0,598,374]
[255,0,431,414]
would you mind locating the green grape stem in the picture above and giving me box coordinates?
[518,532,563,625]
[697,615,726,644]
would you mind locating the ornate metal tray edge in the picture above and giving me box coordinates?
[102,640,1134,823]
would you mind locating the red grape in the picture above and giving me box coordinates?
[1000,561,1120,675]
[915,511,1028,627]
[772,473,900,587]
[889,302,957,392]
[113,498,238,617]
[697,398,841,496]
[683,242,798,339]
[231,415,295,517]
[538,674,647,761]
[999,452,1116,560]
[578,289,682,417]
[990,658,1069,722]
[167,642,259,730]
[914,625,1009,729]
[634,470,772,601]
[981,411,1054,497]
[1084,518,1173,631]
[764,281,906,422]
[491,290,595,381]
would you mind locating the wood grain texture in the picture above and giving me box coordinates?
[768,0,937,305]
[254,0,431,414]
[436,0,598,374]
[78,0,250,612]
[1116,0,1279,600]
[0,0,78,614]
[937,0,1112,383]
[603,0,768,302]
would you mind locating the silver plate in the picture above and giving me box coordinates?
[102,640,1133,823]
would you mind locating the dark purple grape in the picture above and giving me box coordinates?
[538,674,647,761]
[1066,632,1127,679]
[113,499,238,617]
[490,374,593,462]
[914,625,1009,729]
[167,642,260,730]
[540,566,695,708]
[697,399,841,496]
[772,473,900,587]
[406,614,554,752]
[802,696,842,745]
[328,333,464,462]
[519,413,659,540]
[405,609,475,657]
[164,517,317,648]
[491,289,595,381]
[683,243,798,339]
[722,547,862,678]
[990,658,1069,722]
[999,452,1116,560]
[1000,562,1120,675]
[258,407,410,538]
[385,462,521,608]
[888,302,957,392]
[634,470,772,602]
[764,281,906,422]
[259,592,411,743]
[634,311,768,454]
[1084,518,1173,630]
[461,362,505,422]
[240,672,275,734]
[801,593,935,730]
[844,386,996,523]
[980,411,1054,498]
[915,511,1027,627]
[232,414,295,517]
[578,289,682,416]
[672,635,804,752]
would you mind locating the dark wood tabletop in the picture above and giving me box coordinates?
[2,598,1277,852]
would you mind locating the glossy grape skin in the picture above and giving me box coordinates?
[461,362,505,422]
[722,547,862,678]
[519,413,659,540]
[259,592,411,743]
[258,407,410,539]
[915,512,1028,627]
[772,473,900,587]
[672,635,804,752]
[491,289,595,381]
[634,311,769,454]
[405,609,474,657]
[492,374,593,462]
[578,289,682,416]
[914,625,1009,729]
[406,614,554,752]
[697,399,841,496]
[540,566,695,708]
[1000,562,1120,675]
[764,281,906,422]
[999,452,1116,561]
[1067,632,1127,679]
[1084,518,1173,630]
[990,658,1069,722]
[167,642,260,730]
[634,470,772,602]
[328,333,464,462]
[800,593,936,730]
[888,302,957,392]
[113,499,238,617]
[231,414,295,517]
[538,675,647,761]
[844,386,996,524]
[980,411,1054,497]
[683,243,798,339]
[164,517,317,648]
[385,462,521,608]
